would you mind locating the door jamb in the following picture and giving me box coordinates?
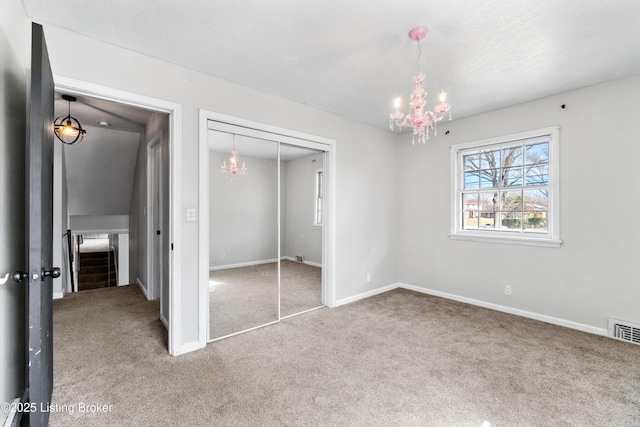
[146,133,162,302]
[53,76,182,355]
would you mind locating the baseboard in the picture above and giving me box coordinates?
[334,283,398,307]
[160,313,169,330]
[209,258,279,271]
[281,256,322,268]
[175,340,203,355]
[53,292,64,300]
[136,278,149,299]
[396,283,608,336]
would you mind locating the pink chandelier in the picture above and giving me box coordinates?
[221,135,247,178]
[389,26,452,144]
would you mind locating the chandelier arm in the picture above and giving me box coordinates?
[416,40,422,74]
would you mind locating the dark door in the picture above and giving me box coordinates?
[24,22,56,426]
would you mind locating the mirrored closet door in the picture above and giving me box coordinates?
[208,129,325,341]
[209,132,280,339]
[279,143,324,318]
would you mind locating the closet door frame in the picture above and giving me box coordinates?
[198,110,336,345]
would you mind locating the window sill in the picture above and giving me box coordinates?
[448,233,562,248]
[313,225,323,230]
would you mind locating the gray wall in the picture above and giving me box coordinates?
[398,75,640,331]
[283,152,323,264]
[209,150,279,268]
[0,0,29,421]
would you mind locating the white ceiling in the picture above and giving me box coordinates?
[26,1,640,131]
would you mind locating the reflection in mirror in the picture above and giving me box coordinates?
[280,143,324,317]
[209,131,279,339]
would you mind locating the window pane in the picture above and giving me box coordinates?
[525,142,549,165]
[502,146,523,167]
[479,212,496,229]
[479,169,500,188]
[464,154,480,171]
[463,211,479,230]
[463,193,479,211]
[523,189,548,211]
[501,190,522,211]
[500,212,522,231]
[524,212,547,233]
[479,192,498,211]
[502,167,523,186]
[464,172,480,189]
[525,164,549,186]
[480,149,500,169]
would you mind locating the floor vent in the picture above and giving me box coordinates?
[608,318,640,345]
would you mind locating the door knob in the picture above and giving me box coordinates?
[42,267,61,280]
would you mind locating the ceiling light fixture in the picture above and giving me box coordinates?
[221,135,247,179]
[389,26,452,144]
[54,95,87,145]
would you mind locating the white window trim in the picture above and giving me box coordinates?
[449,126,562,247]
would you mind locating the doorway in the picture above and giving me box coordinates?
[53,76,181,355]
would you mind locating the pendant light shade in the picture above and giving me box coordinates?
[54,95,86,145]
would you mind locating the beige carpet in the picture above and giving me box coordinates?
[51,285,640,426]
[209,260,322,339]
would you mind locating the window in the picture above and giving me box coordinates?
[314,169,324,226]
[450,127,561,247]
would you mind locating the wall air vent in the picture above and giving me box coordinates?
[608,318,640,345]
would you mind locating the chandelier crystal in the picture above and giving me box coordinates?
[389,26,452,144]
[221,135,247,179]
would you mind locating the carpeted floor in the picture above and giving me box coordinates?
[51,285,640,426]
[209,260,322,339]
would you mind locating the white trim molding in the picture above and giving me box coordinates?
[136,278,149,299]
[334,284,398,307]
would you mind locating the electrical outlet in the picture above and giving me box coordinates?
[504,285,512,296]
[220,253,225,259]
[366,273,371,282]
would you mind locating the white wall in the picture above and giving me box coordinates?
[42,24,398,351]
[398,75,640,331]
[117,233,129,285]
[69,215,128,232]
[0,0,30,421]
